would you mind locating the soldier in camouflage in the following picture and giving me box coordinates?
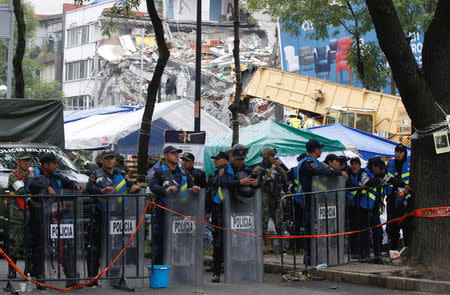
[7,151,32,277]
[254,147,288,253]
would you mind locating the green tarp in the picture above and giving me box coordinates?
[204,120,345,175]
[0,99,65,149]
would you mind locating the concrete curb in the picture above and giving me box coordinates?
[204,256,450,293]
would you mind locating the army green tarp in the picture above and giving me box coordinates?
[204,120,345,175]
[0,99,65,149]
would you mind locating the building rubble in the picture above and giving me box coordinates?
[95,23,279,127]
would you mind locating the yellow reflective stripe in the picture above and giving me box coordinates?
[402,172,410,178]
[218,187,224,201]
[387,171,394,178]
[115,179,126,192]
[180,181,188,192]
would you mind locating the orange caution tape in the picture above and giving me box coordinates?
[0,202,449,291]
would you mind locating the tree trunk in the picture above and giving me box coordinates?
[366,0,450,267]
[13,0,25,98]
[230,0,241,147]
[136,0,170,185]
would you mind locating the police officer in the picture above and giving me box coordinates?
[324,154,340,170]
[286,114,302,129]
[254,147,287,253]
[7,151,32,278]
[385,144,412,250]
[85,149,140,286]
[181,152,207,188]
[205,151,229,282]
[294,139,348,264]
[149,146,200,265]
[27,152,85,288]
[365,157,410,259]
[216,145,258,281]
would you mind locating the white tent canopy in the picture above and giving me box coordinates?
[64,99,231,154]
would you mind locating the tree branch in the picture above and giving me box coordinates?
[136,0,170,185]
[13,0,25,98]
[365,0,444,129]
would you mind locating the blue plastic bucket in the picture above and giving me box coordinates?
[148,265,171,288]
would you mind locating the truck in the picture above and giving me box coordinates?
[236,67,412,144]
[0,99,88,248]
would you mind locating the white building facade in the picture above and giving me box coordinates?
[62,1,115,110]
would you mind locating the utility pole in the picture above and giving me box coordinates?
[194,0,201,131]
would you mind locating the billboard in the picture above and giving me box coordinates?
[278,21,423,93]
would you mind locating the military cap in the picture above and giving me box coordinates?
[40,152,58,164]
[231,145,248,159]
[181,152,195,161]
[211,151,229,160]
[164,145,182,154]
[260,147,277,159]
[306,139,325,153]
[17,151,31,160]
[101,149,116,159]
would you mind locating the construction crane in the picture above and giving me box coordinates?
[236,67,411,144]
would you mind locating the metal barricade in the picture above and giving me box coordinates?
[278,177,387,273]
[0,193,148,291]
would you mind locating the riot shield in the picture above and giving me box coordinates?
[162,189,205,285]
[100,194,145,289]
[42,190,85,284]
[223,188,263,283]
[310,176,345,266]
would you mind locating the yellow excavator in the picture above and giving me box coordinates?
[236,67,411,145]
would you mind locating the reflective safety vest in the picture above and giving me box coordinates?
[293,156,321,204]
[288,117,302,129]
[213,162,251,204]
[161,164,188,200]
[359,168,378,210]
[10,169,29,210]
[346,170,361,207]
[384,158,410,197]
[304,118,316,129]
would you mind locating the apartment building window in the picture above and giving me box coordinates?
[67,25,90,47]
[65,59,93,81]
[66,95,94,110]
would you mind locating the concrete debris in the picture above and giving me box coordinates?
[281,272,309,282]
[94,23,278,127]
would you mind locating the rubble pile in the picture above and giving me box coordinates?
[95,23,278,127]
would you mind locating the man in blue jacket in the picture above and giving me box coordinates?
[27,152,84,289]
[149,146,200,265]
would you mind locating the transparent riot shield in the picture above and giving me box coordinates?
[163,189,205,285]
[42,190,85,284]
[100,194,145,289]
[310,176,345,266]
[223,188,263,283]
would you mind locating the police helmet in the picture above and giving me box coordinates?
[234,171,256,202]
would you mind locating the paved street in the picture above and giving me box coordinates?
[2,273,428,295]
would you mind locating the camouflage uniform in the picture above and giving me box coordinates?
[254,147,288,237]
[7,168,30,261]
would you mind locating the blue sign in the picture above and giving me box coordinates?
[278,21,423,93]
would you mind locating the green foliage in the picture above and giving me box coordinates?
[246,0,436,91]
[75,0,142,37]
[347,41,390,91]
[0,2,63,99]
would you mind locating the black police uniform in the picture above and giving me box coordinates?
[85,166,135,282]
[27,153,79,286]
[149,163,194,265]
[181,152,207,188]
[298,157,343,263]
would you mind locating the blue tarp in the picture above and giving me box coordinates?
[308,124,411,160]
[64,105,141,124]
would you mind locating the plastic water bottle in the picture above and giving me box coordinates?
[316,263,328,270]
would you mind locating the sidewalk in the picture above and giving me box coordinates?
[205,254,450,294]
